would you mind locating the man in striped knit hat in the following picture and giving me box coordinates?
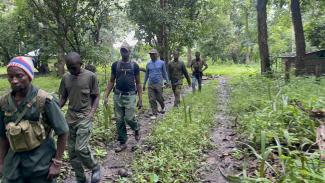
[0,56,69,183]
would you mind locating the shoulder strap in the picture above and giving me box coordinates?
[116,61,121,73]
[36,89,52,113]
[14,95,38,124]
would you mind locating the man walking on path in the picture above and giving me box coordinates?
[103,43,142,153]
[59,52,101,183]
[191,51,208,92]
[168,50,191,107]
[143,49,169,120]
[0,56,69,183]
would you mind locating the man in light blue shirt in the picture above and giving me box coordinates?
[143,49,169,119]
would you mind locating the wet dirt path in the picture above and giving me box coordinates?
[63,87,193,183]
[197,77,240,183]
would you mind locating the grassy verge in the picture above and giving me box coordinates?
[129,80,218,182]
[205,63,259,77]
[229,75,325,182]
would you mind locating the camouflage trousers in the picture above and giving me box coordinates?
[148,84,165,115]
[1,174,55,183]
[68,119,97,181]
[113,94,140,144]
[172,84,182,107]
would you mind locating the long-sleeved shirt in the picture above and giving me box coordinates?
[144,59,169,85]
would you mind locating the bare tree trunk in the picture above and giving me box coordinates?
[159,0,169,62]
[244,6,251,64]
[257,0,271,74]
[291,0,306,76]
[187,46,192,67]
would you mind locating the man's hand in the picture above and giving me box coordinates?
[137,99,143,110]
[47,163,61,180]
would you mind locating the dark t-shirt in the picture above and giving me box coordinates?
[111,61,140,92]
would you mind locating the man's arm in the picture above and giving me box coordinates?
[88,93,99,119]
[104,76,115,106]
[58,78,68,108]
[182,62,191,86]
[135,74,142,109]
[202,60,208,72]
[162,62,169,83]
[143,64,149,91]
[47,132,68,179]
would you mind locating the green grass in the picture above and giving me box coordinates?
[130,80,218,182]
[229,75,325,182]
[0,67,6,75]
[205,63,259,77]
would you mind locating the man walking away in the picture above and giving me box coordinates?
[191,51,208,92]
[59,52,101,183]
[103,42,142,153]
[143,49,169,120]
[168,50,191,107]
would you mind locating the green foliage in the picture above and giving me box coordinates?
[128,0,202,53]
[131,81,218,182]
[229,75,325,181]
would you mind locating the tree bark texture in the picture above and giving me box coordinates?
[158,0,169,62]
[291,0,306,76]
[257,0,271,74]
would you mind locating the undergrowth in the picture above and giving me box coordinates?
[129,80,218,182]
[229,75,325,182]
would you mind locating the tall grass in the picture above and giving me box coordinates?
[131,81,218,182]
[229,75,325,182]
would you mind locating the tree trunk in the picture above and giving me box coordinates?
[257,0,271,74]
[291,0,306,76]
[159,0,169,62]
[187,46,192,67]
[244,6,251,64]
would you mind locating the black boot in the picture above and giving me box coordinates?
[91,165,101,183]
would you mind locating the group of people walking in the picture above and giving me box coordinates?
[0,43,207,183]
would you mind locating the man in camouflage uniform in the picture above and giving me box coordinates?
[104,43,142,153]
[59,52,101,183]
[168,50,191,107]
[191,51,208,92]
[0,56,69,183]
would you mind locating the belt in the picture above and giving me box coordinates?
[114,90,136,96]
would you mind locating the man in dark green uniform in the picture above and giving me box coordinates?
[59,52,101,183]
[0,56,69,183]
[168,50,191,107]
[104,42,142,153]
[191,51,208,92]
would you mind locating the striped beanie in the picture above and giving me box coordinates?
[7,56,35,80]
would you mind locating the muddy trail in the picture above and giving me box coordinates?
[63,86,193,183]
[197,77,241,183]
[63,77,242,183]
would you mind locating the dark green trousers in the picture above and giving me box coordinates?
[113,94,140,144]
[1,174,55,183]
[68,119,97,181]
[148,84,165,114]
[172,84,182,107]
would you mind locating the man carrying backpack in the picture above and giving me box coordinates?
[0,56,69,183]
[104,43,142,153]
